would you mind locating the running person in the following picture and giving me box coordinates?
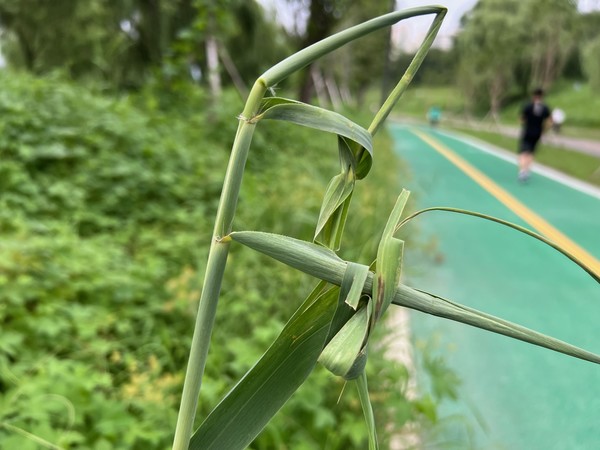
[518,88,551,182]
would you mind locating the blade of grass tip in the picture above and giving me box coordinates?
[392,285,600,365]
[368,8,447,137]
[397,207,600,283]
[229,231,346,283]
[356,371,378,450]
[260,6,447,88]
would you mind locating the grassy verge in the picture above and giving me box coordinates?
[452,127,600,187]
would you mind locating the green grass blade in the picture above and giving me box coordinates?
[319,305,369,378]
[229,231,345,283]
[382,190,410,241]
[189,287,339,450]
[259,98,373,157]
[315,170,355,241]
[321,190,353,251]
[316,138,357,248]
[356,372,378,450]
[372,238,403,325]
[393,285,600,364]
[368,8,447,136]
[397,207,600,283]
[341,262,370,310]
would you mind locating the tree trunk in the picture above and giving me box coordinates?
[218,41,247,100]
[324,73,342,111]
[489,76,504,122]
[206,33,221,98]
[138,0,164,65]
[297,0,339,102]
[15,28,36,71]
[310,65,328,107]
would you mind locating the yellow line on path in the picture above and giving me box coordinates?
[411,129,600,277]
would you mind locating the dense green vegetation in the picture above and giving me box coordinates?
[1,1,598,448]
[0,70,459,448]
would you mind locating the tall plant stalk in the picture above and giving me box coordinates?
[172,7,447,449]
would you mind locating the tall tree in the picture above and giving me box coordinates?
[455,0,579,115]
[337,0,392,104]
[295,0,348,102]
[0,0,127,77]
[521,0,578,89]
[456,0,524,117]
[0,0,197,87]
[290,0,393,104]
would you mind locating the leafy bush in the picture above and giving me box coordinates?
[0,71,456,448]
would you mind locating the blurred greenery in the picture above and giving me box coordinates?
[0,69,460,448]
[3,0,598,447]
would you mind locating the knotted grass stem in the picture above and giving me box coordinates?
[229,231,600,365]
[173,7,447,448]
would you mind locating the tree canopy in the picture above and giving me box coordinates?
[454,0,583,114]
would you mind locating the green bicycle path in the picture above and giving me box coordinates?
[389,125,600,450]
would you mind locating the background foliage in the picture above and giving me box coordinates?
[2,0,597,448]
[0,70,457,448]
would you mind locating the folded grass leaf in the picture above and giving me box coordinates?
[230,231,600,365]
[319,304,370,379]
[316,137,362,249]
[258,98,373,158]
[189,286,340,450]
[341,262,371,310]
[372,190,409,323]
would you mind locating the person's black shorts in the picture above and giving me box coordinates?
[518,134,541,154]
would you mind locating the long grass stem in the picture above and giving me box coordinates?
[172,80,266,450]
[173,7,447,448]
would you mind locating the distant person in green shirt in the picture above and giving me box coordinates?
[518,88,551,182]
[427,106,441,127]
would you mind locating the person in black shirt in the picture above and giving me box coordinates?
[518,88,551,182]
